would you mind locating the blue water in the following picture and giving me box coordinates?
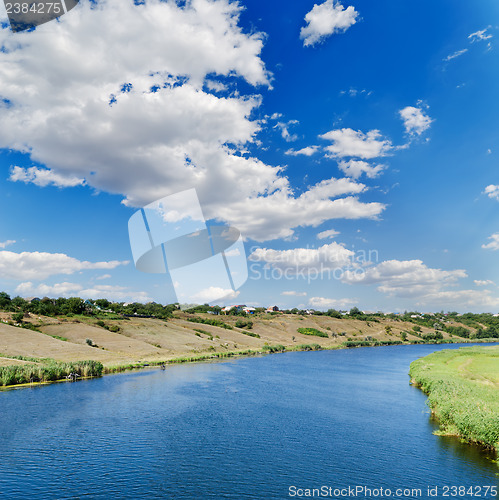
[0,344,498,499]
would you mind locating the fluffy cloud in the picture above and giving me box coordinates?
[15,281,151,302]
[0,240,15,249]
[9,166,85,188]
[300,0,358,47]
[0,0,385,242]
[96,274,112,280]
[474,279,494,286]
[285,146,320,156]
[0,250,128,280]
[308,296,356,309]
[484,185,499,201]
[443,49,468,62]
[219,177,385,241]
[282,291,307,296]
[482,233,499,251]
[338,160,386,179]
[414,290,499,310]
[187,286,239,304]
[317,229,340,240]
[320,128,392,159]
[249,242,354,274]
[399,106,433,136]
[342,259,467,298]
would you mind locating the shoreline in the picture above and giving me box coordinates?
[2,338,498,391]
[409,346,499,454]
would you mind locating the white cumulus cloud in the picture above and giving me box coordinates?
[484,185,499,201]
[482,233,499,251]
[317,229,340,240]
[249,242,354,275]
[0,240,16,249]
[342,259,467,298]
[300,0,359,47]
[474,279,494,286]
[0,250,128,280]
[308,296,356,309]
[338,160,386,179]
[0,0,386,242]
[15,281,151,302]
[399,106,433,137]
[320,128,392,159]
[285,146,320,156]
[9,166,85,188]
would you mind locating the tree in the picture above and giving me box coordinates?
[349,307,361,316]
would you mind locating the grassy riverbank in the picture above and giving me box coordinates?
[409,346,499,451]
[0,360,103,386]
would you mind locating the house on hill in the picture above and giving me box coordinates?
[266,306,279,313]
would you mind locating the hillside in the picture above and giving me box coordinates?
[0,309,491,374]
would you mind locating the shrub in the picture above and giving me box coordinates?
[187,316,233,329]
[235,319,253,329]
[12,312,24,323]
[262,344,285,353]
[297,327,328,338]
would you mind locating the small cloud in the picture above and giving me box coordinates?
[484,185,499,201]
[487,149,492,154]
[274,120,299,142]
[9,166,85,188]
[0,240,15,249]
[468,28,493,43]
[300,0,359,47]
[285,146,320,156]
[399,106,433,137]
[320,128,392,159]
[338,159,386,179]
[96,274,112,280]
[308,296,356,309]
[225,248,241,257]
[443,48,468,62]
[317,229,340,240]
[482,233,499,251]
[282,291,307,297]
[474,279,494,286]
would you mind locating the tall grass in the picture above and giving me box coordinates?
[0,360,103,387]
[410,347,499,450]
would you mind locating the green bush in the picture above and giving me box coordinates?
[262,344,286,353]
[297,327,328,338]
[187,316,233,329]
[235,319,253,329]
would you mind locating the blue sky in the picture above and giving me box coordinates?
[0,0,497,312]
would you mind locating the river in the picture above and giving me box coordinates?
[0,343,498,499]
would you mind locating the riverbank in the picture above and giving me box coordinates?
[2,337,498,389]
[409,346,499,452]
[1,310,498,388]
